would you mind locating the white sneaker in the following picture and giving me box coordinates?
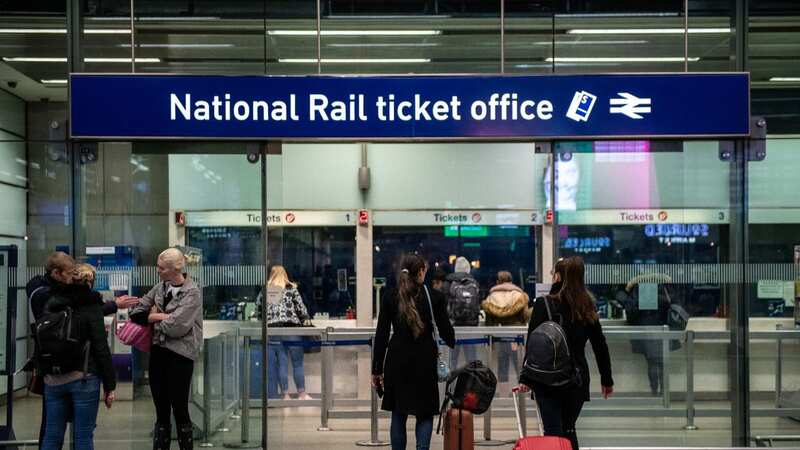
[297,393,313,401]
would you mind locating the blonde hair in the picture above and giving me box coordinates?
[497,271,513,284]
[268,265,297,289]
[158,248,186,272]
[74,263,96,286]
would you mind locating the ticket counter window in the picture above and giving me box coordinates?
[373,225,536,303]
[560,224,725,319]
[187,225,355,319]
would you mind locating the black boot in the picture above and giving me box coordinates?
[177,423,194,450]
[153,423,171,450]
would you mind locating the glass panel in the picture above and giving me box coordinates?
[750,8,800,134]
[556,139,734,446]
[748,137,800,444]
[320,1,500,74]
[266,0,318,75]
[72,143,264,447]
[0,3,68,98]
[131,6,267,75]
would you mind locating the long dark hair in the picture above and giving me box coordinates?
[556,256,598,324]
[397,253,427,338]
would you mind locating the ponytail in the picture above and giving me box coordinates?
[397,254,427,338]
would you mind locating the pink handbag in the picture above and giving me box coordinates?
[116,320,152,352]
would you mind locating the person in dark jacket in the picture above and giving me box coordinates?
[617,273,673,396]
[444,256,480,370]
[372,254,456,450]
[27,253,138,323]
[26,252,75,321]
[520,256,613,450]
[40,263,116,450]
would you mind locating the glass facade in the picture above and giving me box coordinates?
[1,1,799,448]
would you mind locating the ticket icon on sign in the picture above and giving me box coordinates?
[566,90,597,122]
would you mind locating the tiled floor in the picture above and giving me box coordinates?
[4,396,800,449]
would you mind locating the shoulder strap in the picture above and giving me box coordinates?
[28,286,48,304]
[543,296,553,322]
[423,286,440,346]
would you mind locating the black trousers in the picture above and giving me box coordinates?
[533,386,586,450]
[149,345,195,426]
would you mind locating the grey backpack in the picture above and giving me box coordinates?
[447,276,480,326]
[520,297,581,388]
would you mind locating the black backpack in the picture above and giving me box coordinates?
[33,302,89,376]
[520,297,581,388]
[437,361,497,433]
[447,277,480,326]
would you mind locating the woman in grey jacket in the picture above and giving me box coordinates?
[130,248,203,450]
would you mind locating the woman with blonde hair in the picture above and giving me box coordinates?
[263,265,311,400]
[130,248,202,450]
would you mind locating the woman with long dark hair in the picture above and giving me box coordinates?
[372,253,456,450]
[520,256,614,450]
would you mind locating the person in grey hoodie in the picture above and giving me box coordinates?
[444,256,481,369]
[130,248,202,450]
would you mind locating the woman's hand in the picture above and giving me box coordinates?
[371,375,384,389]
[104,390,116,409]
[115,295,140,309]
[513,384,530,394]
[602,385,614,399]
[148,312,169,323]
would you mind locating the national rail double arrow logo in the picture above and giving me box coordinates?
[609,92,652,119]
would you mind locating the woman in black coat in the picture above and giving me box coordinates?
[520,256,613,450]
[372,253,456,450]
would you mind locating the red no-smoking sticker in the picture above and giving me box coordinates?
[285,213,296,223]
[472,213,482,223]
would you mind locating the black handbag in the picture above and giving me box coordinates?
[302,322,321,354]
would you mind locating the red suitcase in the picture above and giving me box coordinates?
[443,408,474,450]
[512,388,572,450]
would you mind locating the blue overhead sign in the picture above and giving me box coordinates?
[69,73,749,139]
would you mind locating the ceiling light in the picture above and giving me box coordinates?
[545,57,699,62]
[84,57,161,63]
[0,28,66,34]
[119,43,235,48]
[535,40,648,45]
[567,28,730,35]
[2,57,67,62]
[41,79,68,84]
[0,28,132,34]
[770,77,800,82]
[83,29,131,34]
[269,30,441,36]
[327,43,439,48]
[138,16,221,21]
[279,58,430,63]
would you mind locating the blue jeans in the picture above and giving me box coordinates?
[449,343,478,371]
[42,376,101,450]
[496,342,520,383]
[390,412,433,450]
[268,336,306,398]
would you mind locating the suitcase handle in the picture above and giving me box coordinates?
[512,386,544,438]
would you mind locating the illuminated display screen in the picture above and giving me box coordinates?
[561,236,612,254]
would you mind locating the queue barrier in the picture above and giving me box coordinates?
[196,325,800,447]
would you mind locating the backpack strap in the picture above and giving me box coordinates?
[28,286,49,324]
[543,297,553,322]
[436,377,455,434]
[81,341,91,380]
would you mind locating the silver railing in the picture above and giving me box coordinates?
[195,325,800,446]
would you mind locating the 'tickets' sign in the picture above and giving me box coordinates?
[70,73,749,139]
